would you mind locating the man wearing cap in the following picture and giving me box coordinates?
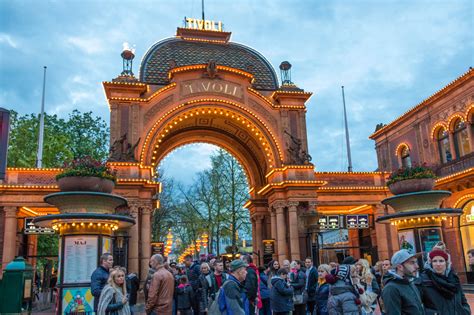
[221,259,250,315]
[381,249,424,315]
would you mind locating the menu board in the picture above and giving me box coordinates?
[346,215,369,229]
[63,236,98,284]
[263,239,275,255]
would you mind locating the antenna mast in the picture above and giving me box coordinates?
[342,86,353,172]
[201,0,205,22]
[36,66,47,168]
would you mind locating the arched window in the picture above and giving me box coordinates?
[453,119,470,158]
[437,128,452,163]
[400,146,411,168]
[460,200,474,273]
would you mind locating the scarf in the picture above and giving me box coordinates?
[425,269,459,299]
[97,284,130,315]
[247,263,262,309]
[318,278,326,286]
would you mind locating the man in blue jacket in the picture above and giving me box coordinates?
[90,253,114,312]
[304,257,318,315]
[221,259,249,315]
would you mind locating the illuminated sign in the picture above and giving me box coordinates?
[346,215,370,229]
[24,217,55,234]
[181,80,242,99]
[319,215,342,230]
[151,242,165,255]
[263,239,275,255]
[185,17,223,31]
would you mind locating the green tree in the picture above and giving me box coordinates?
[7,110,109,167]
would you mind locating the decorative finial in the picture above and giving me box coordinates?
[279,61,292,86]
[121,42,136,76]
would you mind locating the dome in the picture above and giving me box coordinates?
[139,37,279,90]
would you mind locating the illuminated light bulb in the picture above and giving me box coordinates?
[89,223,93,226]
[72,223,76,227]
[81,222,85,226]
[98,223,101,227]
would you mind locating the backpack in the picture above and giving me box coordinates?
[208,281,230,314]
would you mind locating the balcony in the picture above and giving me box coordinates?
[435,151,474,177]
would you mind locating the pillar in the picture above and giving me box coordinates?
[270,209,278,260]
[255,215,264,266]
[2,206,18,269]
[288,202,300,261]
[128,203,139,275]
[274,202,287,262]
[140,205,152,283]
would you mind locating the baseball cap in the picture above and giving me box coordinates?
[391,249,416,266]
[230,259,248,272]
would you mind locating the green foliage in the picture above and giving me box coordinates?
[387,163,437,186]
[56,156,116,181]
[7,110,109,168]
[36,234,59,272]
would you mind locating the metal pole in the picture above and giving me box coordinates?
[36,66,47,168]
[342,86,353,172]
[201,0,205,22]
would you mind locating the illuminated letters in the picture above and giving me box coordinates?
[185,17,223,31]
[181,79,242,99]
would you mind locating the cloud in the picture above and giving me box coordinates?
[65,36,105,55]
[0,33,18,49]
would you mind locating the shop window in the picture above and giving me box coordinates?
[461,200,474,275]
[453,119,470,157]
[399,145,412,168]
[437,128,452,163]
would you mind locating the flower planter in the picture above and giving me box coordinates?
[57,176,115,193]
[388,178,435,195]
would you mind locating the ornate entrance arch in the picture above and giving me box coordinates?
[104,24,320,265]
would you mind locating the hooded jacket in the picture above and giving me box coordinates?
[418,267,470,315]
[270,276,294,312]
[381,270,424,315]
[175,283,194,310]
[327,279,360,315]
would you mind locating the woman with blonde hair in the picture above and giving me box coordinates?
[315,264,331,315]
[354,259,379,315]
[97,267,130,315]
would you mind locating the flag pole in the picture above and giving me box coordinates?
[342,86,353,172]
[36,66,47,168]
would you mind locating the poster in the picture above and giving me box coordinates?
[102,236,112,254]
[419,228,442,261]
[62,287,94,314]
[63,236,98,284]
[398,230,416,254]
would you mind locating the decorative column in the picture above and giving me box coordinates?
[128,202,140,275]
[270,208,278,260]
[274,202,287,262]
[254,215,264,265]
[2,206,18,269]
[140,204,152,282]
[448,132,457,160]
[288,201,301,261]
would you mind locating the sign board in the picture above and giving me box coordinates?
[263,239,275,255]
[185,17,223,31]
[24,217,55,234]
[346,215,369,229]
[319,215,342,229]
[63,236,98,284]
[151,242,165,255]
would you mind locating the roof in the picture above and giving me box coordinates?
[139,37,279,90]
[370,68,473,140]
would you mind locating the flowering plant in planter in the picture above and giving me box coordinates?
[56,156,117,182]
[386,163,436,186]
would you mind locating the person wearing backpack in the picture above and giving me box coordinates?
[175,276,194,315]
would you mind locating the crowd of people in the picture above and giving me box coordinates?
[90,241,472,315]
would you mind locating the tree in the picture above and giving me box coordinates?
[7,109,109,167]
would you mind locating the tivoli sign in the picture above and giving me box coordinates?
[180,79,243,99]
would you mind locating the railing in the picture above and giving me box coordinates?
[435,151,474,177]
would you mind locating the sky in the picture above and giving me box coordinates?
[1,0,472,184]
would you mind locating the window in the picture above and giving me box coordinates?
[453,119,470,157]
[460,200,474,274]
[400,146,412,168]
[437,128,452,163]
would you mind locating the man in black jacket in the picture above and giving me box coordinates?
[242,254,258,314]
[90,253,113,313]
[304,257,318,315]
[184,255,201,314]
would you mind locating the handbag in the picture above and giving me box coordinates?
[293,291,308,305]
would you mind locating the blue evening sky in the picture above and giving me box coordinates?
[1,0,472,184]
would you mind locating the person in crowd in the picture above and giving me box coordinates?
[258,266,271,315]
[304,257,318,315]
[282,259,290,270]
[146,254,175,315]
[374,261,383,286]
[289,261,306,315]
[175,275,194,315]
[220,259,249,314]
[315,264,331,315]
[184,254,201,314]
[144,261,157,302]
[205,259,228,302]
[326,264,360,315]
[267,260,280,288]
[468,249,474,271]
[342,256,357,265]
[91,253,114,313]
[329,262,338,270]
[169,262,178,276]
[242,254,260,314]
[270,268,294,315]
[354,259,379,314]
[381,249,424,315]
[374,260,390,314]
[126,271,139,315]
[418,245,471,314]
[97,267,130,315]
[198,262,211,314]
